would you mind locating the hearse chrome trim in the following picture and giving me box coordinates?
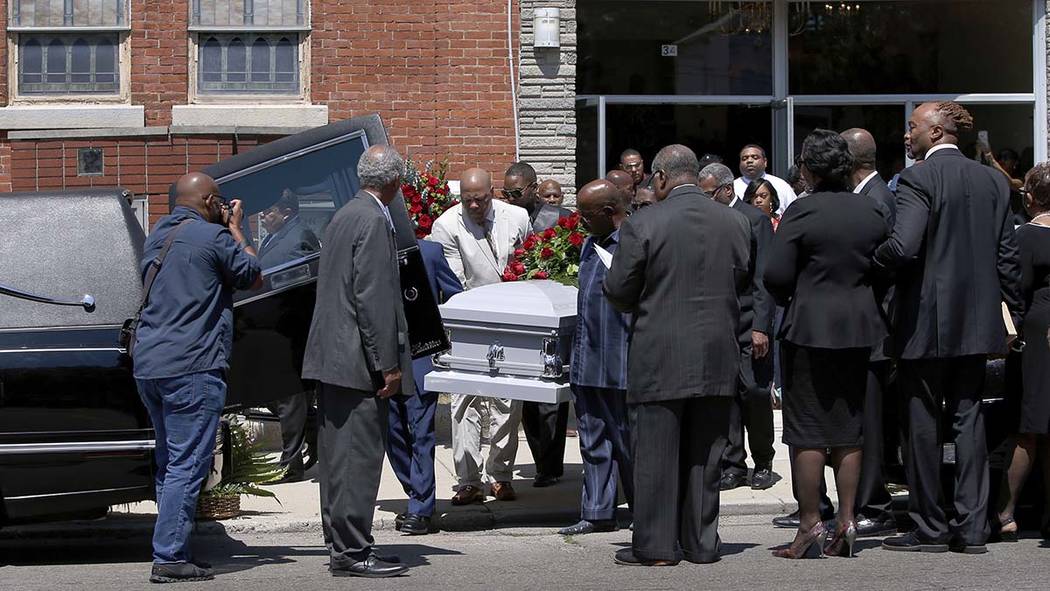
[0,348,123,354]
[0,440,155,455]
[6,485,146,501]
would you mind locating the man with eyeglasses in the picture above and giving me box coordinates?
[503,161,573,489]
[631,186,658,212]
[133,172,263,583]
[619,149,650,193]
[734,144,798,216]
[699,163,777,492]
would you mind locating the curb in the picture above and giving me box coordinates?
[0,501,795,540]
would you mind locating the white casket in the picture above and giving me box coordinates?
[424,280,577,403]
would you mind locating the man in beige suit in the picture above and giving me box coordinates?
[428,168,531,504]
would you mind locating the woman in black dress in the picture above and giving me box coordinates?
[995,161,1050,541]
[764,130,890,559]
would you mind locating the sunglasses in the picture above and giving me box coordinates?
[500,182,536,201]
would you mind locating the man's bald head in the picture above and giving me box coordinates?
[606,170,635,196]
[651,144,699,200]
[841,128,877,171]
[175,172,224,223]
[538,179,564,206]
[460,168,494,225]
[577,179,627,237]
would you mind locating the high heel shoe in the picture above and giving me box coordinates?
[992,516,1018,543]
[772,522,828,559]
[824,521,859,557]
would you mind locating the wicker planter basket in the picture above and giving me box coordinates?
[197,494,241,521]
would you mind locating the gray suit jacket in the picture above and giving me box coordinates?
[257,215,320,271]
[604,184,752,404]
[302,191,415,394]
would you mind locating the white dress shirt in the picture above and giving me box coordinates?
[924,143,959,159]
[853,170,879,194]
[734,172,798,217]
[365,190,395,230]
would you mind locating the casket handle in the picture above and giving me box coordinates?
[487,342,505,372]
[541,334,563,379]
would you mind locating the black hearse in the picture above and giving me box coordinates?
[0,115,446,526]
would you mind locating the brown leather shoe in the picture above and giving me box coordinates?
[451,485,484,506]
[491,481,516,501]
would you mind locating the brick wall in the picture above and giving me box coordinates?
[312,0,520,183]
[7,134,272,227]
[0,0,527,203]
[519,1,576,204]
[132,1,191,126]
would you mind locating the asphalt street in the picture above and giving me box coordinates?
[1,515,1047,590]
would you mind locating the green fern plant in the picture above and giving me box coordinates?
[202,415,284,502]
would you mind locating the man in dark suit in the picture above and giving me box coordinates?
[699,163,776,491]
[605,144,752,566]
[875,102,1024,554]
[258,190,322,483]
[503,161,572,488]
[302,145,413,578]
[388,239,462,536]
[558,179,634,536]
[841,128,899,538]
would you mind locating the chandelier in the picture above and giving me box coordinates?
[707,1,773,35]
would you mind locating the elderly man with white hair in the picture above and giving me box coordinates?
[302,145,414,579]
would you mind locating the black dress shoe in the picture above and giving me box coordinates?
[533,474,560,488]
[856,515,898,538]
[401,513,437,535]
[881,531,949,553]
[394,512,407,531]
[150,562,214,583]
[750,468,774,490]
[558,519,617,535]
[949,539,988,554]
[719,472,748,491]
[613,548,679,566]
[331,555,408,578]
[773,509,836,529]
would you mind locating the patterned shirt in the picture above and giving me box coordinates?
[570,230,631,389]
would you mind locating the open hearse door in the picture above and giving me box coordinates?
[195,114,449,409]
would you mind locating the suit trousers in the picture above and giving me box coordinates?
[723,346,775,475]
[571,386,634,521]
[899,356,990,545]
[451,394,522,487]
[522,401,569,479]
[266,392,310,479]
[632,396,732,563]
[318,383,388,566]
[386,391,437,517]
[856,360,894,519]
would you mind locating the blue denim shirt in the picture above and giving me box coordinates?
[133,206,261,379]
[570,230,631,389]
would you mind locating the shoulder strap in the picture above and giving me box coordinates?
[137,219,192,313]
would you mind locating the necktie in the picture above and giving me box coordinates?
[484,223,499,262]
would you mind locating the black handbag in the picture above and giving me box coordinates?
[120,220,191,358]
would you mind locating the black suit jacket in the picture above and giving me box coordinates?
[257,215,321,270]
[531,202,571,233]
[857,174,897,361]
[765,190,890,350]
[873,147,1024,359]
[604,185,752,404]
[731,198,776,339]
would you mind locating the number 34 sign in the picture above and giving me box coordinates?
[661,44,678,57]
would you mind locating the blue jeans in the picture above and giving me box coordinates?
[136,370,226,564]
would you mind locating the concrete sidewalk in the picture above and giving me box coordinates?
[3,410,859,539]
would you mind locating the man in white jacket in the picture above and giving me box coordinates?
[427,168,531,504]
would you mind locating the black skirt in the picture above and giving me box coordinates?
[782,343,869,448]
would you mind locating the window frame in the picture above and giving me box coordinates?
[6,0,132,103]
[188,0,312,104]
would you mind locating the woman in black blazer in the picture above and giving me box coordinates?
[764,130,891,559]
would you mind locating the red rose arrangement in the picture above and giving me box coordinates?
[502,212,586,287]
[401,156,457,238]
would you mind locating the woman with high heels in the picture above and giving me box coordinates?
[995,162,1050,542]
[764,130,891,559]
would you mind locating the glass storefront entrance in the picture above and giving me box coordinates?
[576,0,1047,188]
